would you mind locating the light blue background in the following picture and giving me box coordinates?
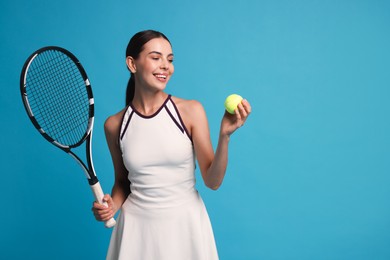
[1,0,389,259]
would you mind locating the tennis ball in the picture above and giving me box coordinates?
[224,94,243,114]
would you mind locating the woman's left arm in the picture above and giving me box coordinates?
[191,99,251,190]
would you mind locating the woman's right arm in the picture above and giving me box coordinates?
[92,111,130,222]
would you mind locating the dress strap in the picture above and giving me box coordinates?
[165,97,192,141]
[119,105,134,141]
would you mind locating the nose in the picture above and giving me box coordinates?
[160,58,169,70]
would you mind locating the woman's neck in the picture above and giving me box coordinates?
[131,91,168,116]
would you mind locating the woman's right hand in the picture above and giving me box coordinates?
[92,194,116,222]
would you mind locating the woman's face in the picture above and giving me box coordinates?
[130,37,174,92]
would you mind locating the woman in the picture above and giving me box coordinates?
[93,30,251,260]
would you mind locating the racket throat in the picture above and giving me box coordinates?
[88,176,99,185]
[68,151,98,185]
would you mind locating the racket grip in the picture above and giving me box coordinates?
[90,181,116,228]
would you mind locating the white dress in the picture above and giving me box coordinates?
[106,95,219,260]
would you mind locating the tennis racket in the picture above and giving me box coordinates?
[20,46,116,228]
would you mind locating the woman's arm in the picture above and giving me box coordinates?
[92,111,131,222]
[181,98,251,190]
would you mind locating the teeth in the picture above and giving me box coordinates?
[155,74,167,79]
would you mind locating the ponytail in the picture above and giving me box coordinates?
[125,74,135,106]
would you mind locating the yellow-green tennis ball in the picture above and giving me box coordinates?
[224,94,243,114]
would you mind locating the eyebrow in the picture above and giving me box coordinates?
[148,51,174,57]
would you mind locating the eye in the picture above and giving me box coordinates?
[168,59,174,63]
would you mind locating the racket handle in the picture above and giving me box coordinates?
[90,181,116,228]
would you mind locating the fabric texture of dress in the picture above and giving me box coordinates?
[106,95,219,260]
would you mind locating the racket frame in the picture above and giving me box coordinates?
[20,46,115,228]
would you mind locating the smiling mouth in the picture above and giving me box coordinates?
[154,74,167,80]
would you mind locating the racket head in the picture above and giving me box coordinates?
[20,46,94,149]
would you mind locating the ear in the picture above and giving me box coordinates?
[126,56,137,73]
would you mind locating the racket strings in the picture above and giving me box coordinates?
[25,50,91,146]
[32,51,89,144]
[35,54,87,142]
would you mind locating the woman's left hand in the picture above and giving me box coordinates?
[220,99,251,136]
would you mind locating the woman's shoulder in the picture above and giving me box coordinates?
[104,107,128,136]
[170,96,208,131]
[171,95,204,115]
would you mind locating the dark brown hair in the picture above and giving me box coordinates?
[125,30,171,105]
